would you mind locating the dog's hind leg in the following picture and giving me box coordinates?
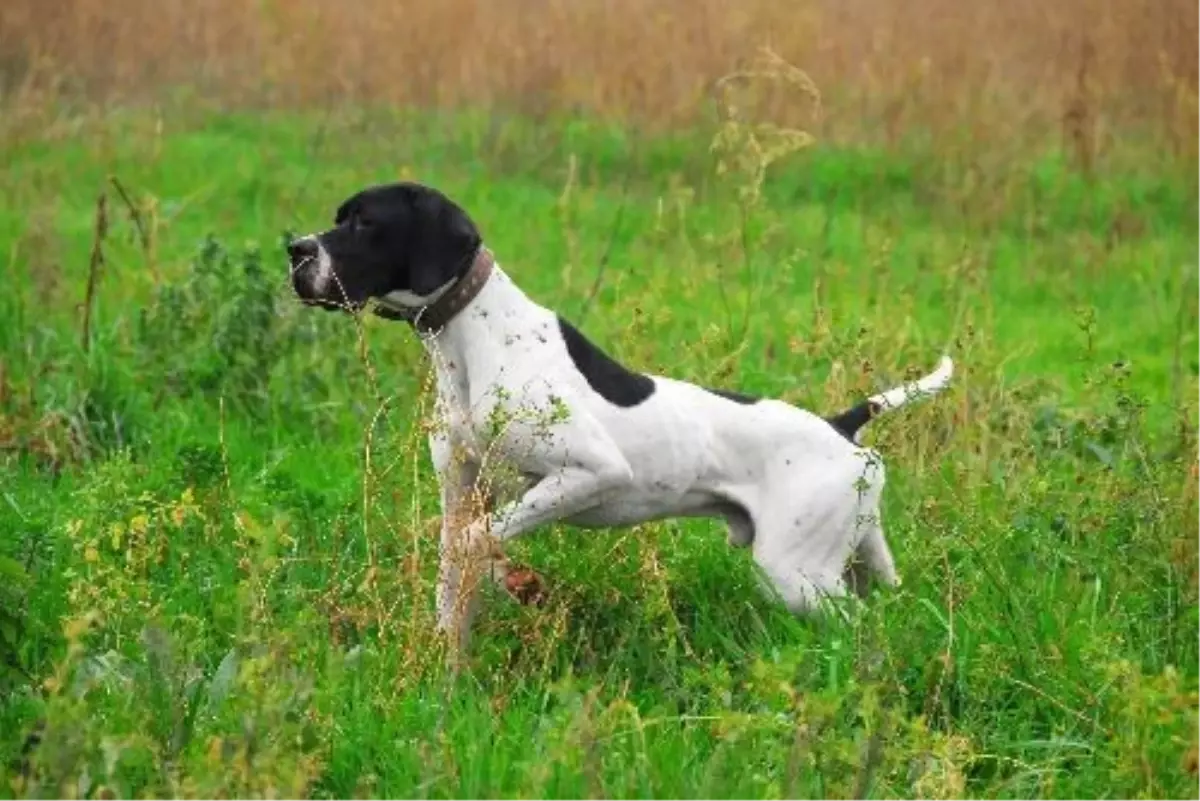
[750,518,849,617]
[856,520,899,588]
[754,555,849,617]
[745,478,858,617]
[723,504,755,548]
[841,517,899,597]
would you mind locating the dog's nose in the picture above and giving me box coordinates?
[287,238,318,263]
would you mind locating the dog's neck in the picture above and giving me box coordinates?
[374,247,495,333]
[414,259,545,381]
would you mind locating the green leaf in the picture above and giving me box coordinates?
[0,555,29,588]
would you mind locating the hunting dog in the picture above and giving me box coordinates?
[287,181,954,654]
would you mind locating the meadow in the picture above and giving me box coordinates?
[1,0,1198,797]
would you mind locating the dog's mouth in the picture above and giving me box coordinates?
[301,296,356,311]
[295,288,366,314]
[289,256,363,313]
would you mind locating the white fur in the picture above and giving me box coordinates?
[380,279,457,310]
[870,355,955,412]
[421,260,954,652]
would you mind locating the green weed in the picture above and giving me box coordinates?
[0,105,1195,798]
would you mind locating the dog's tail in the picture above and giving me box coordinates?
[825,355,954,444]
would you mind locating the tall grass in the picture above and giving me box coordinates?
[0,106,1195,797]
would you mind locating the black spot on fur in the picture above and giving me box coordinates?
[558,316,655,407]
[824,401,880,443]
[705,387,760,405]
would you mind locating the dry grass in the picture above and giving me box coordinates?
[1,0,1196,159]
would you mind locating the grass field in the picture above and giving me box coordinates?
[0,24,1198,796]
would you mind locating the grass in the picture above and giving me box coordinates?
[0,104,1196,798]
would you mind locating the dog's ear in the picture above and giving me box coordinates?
[407,188,481,296]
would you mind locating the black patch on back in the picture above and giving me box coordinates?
[558,316,655,408]
[704,387,760,405]
[824,401,880,443]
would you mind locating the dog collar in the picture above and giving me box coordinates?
[374,247,495,333]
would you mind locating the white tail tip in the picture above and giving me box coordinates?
[869,354,955,413]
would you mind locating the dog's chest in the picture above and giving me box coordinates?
[425,312,567,455]
[429,357,480,454]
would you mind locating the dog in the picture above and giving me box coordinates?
[287,181,954,654]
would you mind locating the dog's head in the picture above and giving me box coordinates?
[286,182,481,313]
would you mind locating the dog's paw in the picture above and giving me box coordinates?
[503,565,546,606]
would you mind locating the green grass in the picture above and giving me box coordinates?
[0,105,1197,799]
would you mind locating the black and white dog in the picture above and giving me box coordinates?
[287,182,954,652]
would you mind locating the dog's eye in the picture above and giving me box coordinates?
[350,215,372,233]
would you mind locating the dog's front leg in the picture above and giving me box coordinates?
[431,434,488,660]
[431,438,549,661]
[482,408,635,543]
[447,460,631,640]
[489,463,633,543]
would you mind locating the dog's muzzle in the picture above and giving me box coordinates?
[286,237,319,296]
[287,237,345,310]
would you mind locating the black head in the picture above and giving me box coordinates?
[286,182,482,312]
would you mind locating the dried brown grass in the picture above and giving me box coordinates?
[1,0,1196,157]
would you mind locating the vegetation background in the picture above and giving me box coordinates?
[0,0,1197,797]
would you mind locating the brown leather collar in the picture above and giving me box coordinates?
[374,247,495,333]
